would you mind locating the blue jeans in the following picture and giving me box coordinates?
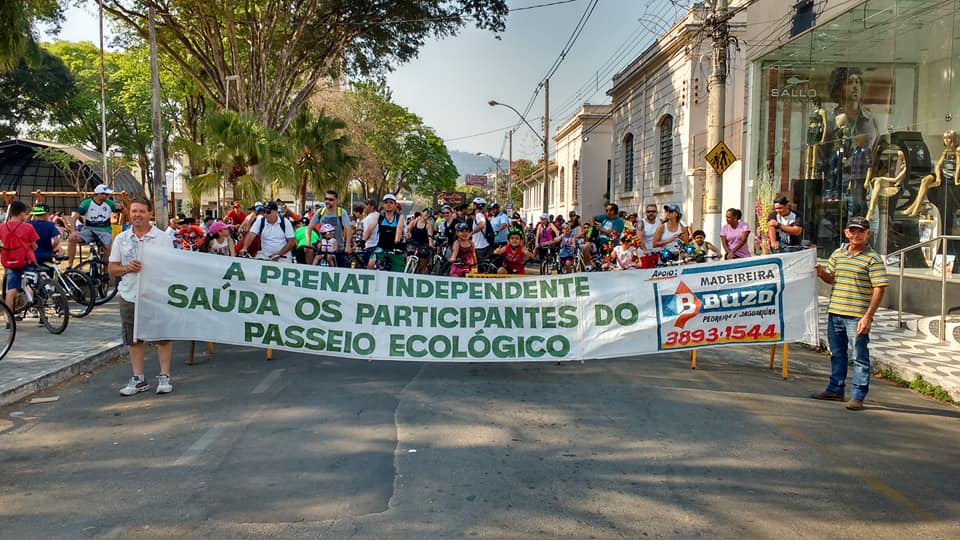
[826,313,871,400]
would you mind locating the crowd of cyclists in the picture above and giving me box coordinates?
[154,189,793,277]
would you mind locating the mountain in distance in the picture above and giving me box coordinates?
[449,149,502,184]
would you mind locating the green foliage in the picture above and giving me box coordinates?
[281,108,357,206]
[344,82,456,200]
[875,367,957,405]
[0,0,63,72]
[0,48,75,139]
[511,159,537,179]
[102,0,508,132]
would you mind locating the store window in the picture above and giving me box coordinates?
[753,0,960,270]
[572,160,579,205]
[658,115,674,186]
[559,166,565,202]
[623,133,635,192]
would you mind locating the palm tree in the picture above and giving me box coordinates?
[282,108,357,207]
[202,109,273,203]
[0,0,61,72]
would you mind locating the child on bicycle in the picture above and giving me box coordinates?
[557,222,577,273]
[685,229,722,263]
[314,223,338,267]
[494,228,534,275]
[607,229,640,271]
[448,222,476,277]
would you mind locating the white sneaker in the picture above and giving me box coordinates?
[156,375,173,394]
[120,376,150,396]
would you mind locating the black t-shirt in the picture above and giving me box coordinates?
[767,210,803,246]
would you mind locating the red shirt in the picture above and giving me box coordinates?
[176,225,206,251]
[502,243,526,274]
[225,208,246,226]
[0,221,40,267]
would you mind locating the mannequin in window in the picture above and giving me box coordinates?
[847,133,871,217]
[864,146,907,221]
[902,130,958,216]
[825,113,851,200]
[806,98,828,179]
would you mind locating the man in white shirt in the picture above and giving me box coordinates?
[471,197,490,260]
[360,197,381,265]
[641,203,660,254]
[238,201,296,261]
[108,198,176,396]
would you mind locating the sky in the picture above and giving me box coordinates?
[45,0,687,162]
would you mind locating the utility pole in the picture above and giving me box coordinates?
[97,0,108,187]
[704,0,730,242]
[542,78,550,214]
[148,7,168,225]
[508,130,513,208]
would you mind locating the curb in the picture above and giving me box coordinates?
[0,342,128,408]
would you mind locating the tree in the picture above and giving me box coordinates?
[282,109,356,208]
[102,0,508,133]
[0,0,62,72]
[0,48,75,139]
[342,82,457,200]
[198,109,275,203]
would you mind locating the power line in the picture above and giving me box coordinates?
[443,117,543,143]
[511,0,581,12]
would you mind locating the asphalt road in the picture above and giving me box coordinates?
[1,343,959,539]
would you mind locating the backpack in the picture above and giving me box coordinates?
[1,223,32,270]
[483,217,495,245]
[241,216,287,257]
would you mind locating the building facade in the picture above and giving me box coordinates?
[607,4,748,227]
[744,0,960,268]
[519,161,557,225]
[553,104,612,221]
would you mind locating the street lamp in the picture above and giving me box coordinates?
[489,90,550,214]
[476,152,504,203]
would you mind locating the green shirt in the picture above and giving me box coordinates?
[295,227,318,247]
[826,245,888,317]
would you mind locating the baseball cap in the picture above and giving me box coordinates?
[299,216,309,224]
[264,201,279,212]
[663,203,683,217]
[29,203,50,215]
[490,202,500,209]
[540,213,549,220]
[232,202,241,208]
[208,222,230,236]
[93,184,113,195]
[382,193,397,202]
[846,216,870,230]
[440,204,451,212]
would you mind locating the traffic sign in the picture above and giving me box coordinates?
[706,141,737,176]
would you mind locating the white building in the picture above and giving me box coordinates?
[607,4,747,228]
[554,104,612,220]
[518,161,557,225]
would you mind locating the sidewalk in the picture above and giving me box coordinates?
[2,297,958,408]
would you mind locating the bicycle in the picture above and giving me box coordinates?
[72,236,119,306]
[403,244,433,274]
[6,267,70,334]
[370,247,405,272]
[538,247,560,276]
[0,301,15,361]
[430,239,451,276]
[39,255,97,318]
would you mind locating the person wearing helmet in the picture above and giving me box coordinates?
[449,221,476,277]
[494,227,534,275]
[366,193,406,271]
[314,223,338,267]
[470,197,490,261]
[534,212,561,263]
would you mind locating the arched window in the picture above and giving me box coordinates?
[572,160,579,205]
[559,167,565,202]
[623,133,635,192]
[658,116,673,186]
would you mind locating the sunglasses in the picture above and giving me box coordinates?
[324,197,335,201]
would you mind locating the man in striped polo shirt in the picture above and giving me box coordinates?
[812,216,888,410]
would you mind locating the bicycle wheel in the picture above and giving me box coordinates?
[75,261,119,305]
[431,257,450,276]
[61,269,96,318]
[36,275,69,334]
[0,302,15,361]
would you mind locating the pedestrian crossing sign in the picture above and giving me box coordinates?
[706,141,736,176]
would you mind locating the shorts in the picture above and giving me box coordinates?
[449,263,471,277]
[4,267,27,291]
[119,297,170,346]
[77,228,113,247]
[558,247,575,260]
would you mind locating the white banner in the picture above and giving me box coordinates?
[135,246,818,362]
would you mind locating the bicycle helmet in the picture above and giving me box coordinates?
[319,223,335,234]
[455,222,471,232]
[472,197,486,207]
[507,227,523,239]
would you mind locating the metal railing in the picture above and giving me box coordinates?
[885,235,959,342]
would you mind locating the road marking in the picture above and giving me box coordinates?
[174,424,228,466]
[698,369,947,529]
[251,368,285,394]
